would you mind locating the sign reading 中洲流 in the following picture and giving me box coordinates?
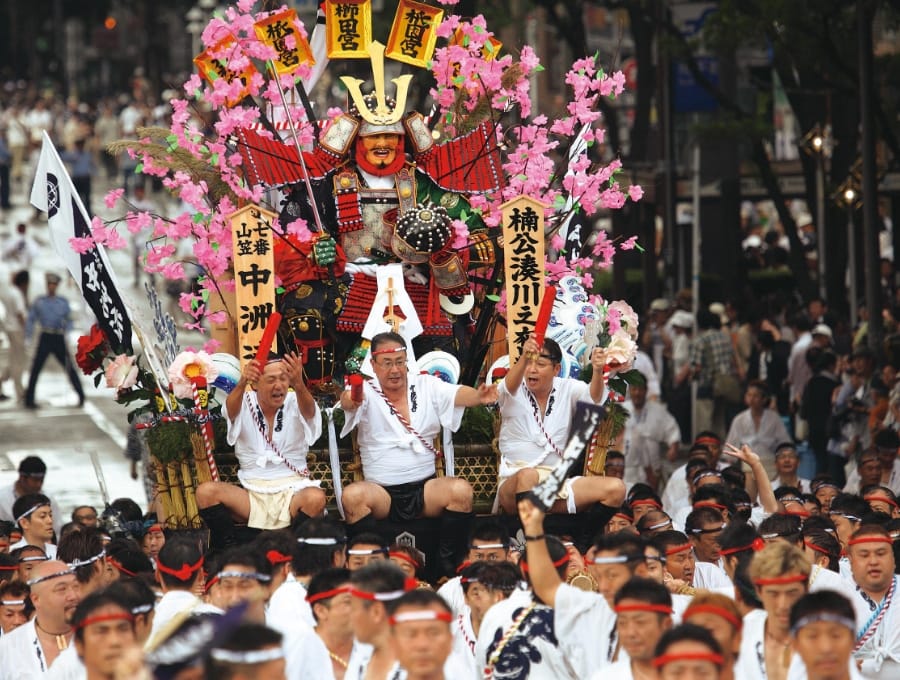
[501,195,548,362]
[254,8,316,75]
[229,205,278,367]
[385,0,443,68]
[325,0,372,59]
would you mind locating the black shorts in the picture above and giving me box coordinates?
[383,477,434,522]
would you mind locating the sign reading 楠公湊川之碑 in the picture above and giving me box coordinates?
[254,8,316,75]
[229,205,278,368]
[501,195,548,363]
[324,0,373,59]
[385,0,443,68]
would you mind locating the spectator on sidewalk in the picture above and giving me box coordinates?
[24,272,85,410]
[0,270,29,403]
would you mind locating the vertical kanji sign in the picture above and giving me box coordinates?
[501,195,548,362]
[386,0,443,68]
[229,205,278,368]
[193,37,257,107]
[324,0,372,59]
[254,8,316,75]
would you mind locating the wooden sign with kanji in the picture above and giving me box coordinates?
[229,205,278,367]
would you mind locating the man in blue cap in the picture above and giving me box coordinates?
[24,272,84,409]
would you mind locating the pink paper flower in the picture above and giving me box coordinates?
[104,188,125,209]
[168,350,219,399]
[609,300,640,340]
[604,330,637,367]
[620,236,639,251]
[105,354,139,390]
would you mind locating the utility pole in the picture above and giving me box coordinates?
[858,0,883,354]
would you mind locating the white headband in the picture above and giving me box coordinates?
[26,567,74,587]
[1,599,25,606]
[69,550,106,569]
[215,570,272,583]
[14,503,48,524]
[790,612,856,636]
[209,647,285,664]
[297,537,343,546]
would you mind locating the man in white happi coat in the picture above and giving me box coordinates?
[518,496,664,677]
[196,352,326,548]
[339,331,498,576]
[144,535,220,651]
[0,560,80,679]
[268,519,348,635]
[846,525,900,678]
[724,380,791,480]
[495,335,624,515]
[621,375,681,488]
[661,433,725,512]
[475,538,575,680]
[590,577,674,680]
[735,542,810,680]
[788,590,867,680]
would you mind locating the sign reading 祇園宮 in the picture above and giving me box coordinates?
[254,8,316,75]
[501,195,548,362]
[385,0,443,68]
[324,0,373,59]
[229,205,277,367]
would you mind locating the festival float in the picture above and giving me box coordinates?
[41,0,646,540]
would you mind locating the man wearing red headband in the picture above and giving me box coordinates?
[518,496,653,677]
[603,578,673,680]
[653,623,725,680]
[145,535,220,650]
[391,590,456,680]
[70,590,136,680]
[737,542,810,680]
[197,352,327,549]
[682,592,743,680]
[307,568,354,680]
[661,434,722,511]
[339,331,498,577]
[847,525,900,678]
[476,537,571,679]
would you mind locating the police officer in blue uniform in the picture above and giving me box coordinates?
[23,272,84,409]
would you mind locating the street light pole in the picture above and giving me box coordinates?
[845,188,858,328]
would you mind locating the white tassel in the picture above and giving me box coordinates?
[442,427,455,478]
[326,407,344,519]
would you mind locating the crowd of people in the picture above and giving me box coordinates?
[0,303,896,679]
[0,76,899,680]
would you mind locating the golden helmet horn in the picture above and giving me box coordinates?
[341,41,412,126]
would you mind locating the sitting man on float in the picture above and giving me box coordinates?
[196,352,326,548]
[338,331,498,576]
[495,334,625,521]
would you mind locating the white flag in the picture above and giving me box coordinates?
[30,131,133,354]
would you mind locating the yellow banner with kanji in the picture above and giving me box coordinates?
[386,0,443,68]
[324,0,372,59]
[254,8,315,75]
[194,37,257,107]
[229,205,278,367]
[448,26,501,59]
[501,195,548,362]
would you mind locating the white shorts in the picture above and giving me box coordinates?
[239,474,321,530]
